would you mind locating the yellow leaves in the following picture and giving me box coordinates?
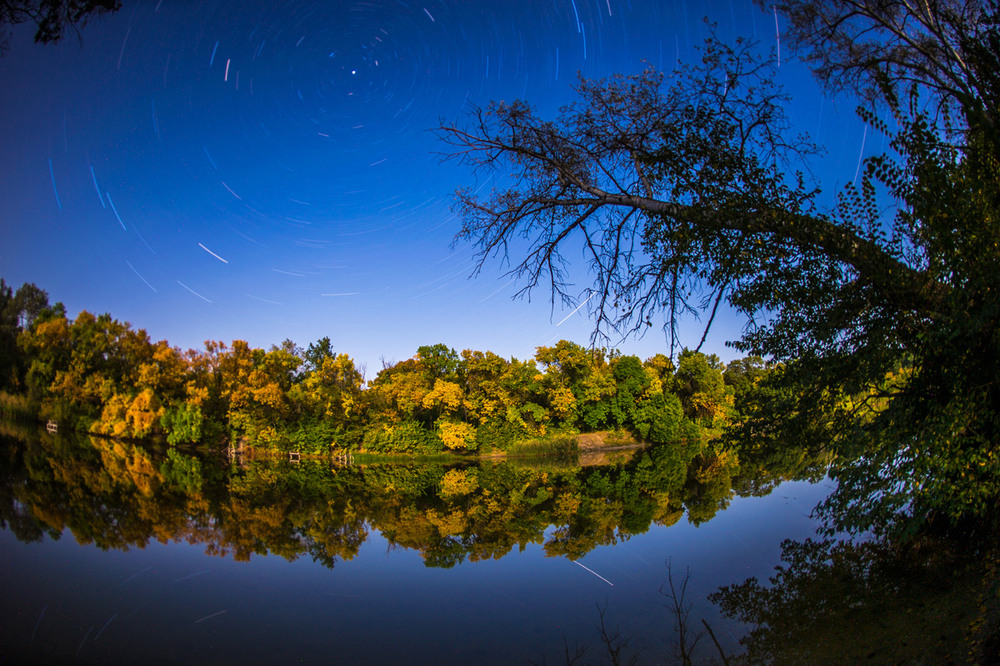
[436,418,477,450]
[425,508,467,537]
[93,438,162,497]
[339,392,356,418]
[371,362,431,419]
[93,392,130,437]
[296,353,364,423]
[423,378,466,414]
[548,385,577,420]
[126,389,163,438]
[136,341,187,399]
[439,468,479,498]
[694,447,740,483]
[27,315,70,350]
[185,382,208,406]
[93,389,164,439]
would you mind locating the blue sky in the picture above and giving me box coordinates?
[0,0,872,376]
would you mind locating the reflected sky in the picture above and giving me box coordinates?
[0,423,836,663]
[1,447,830,666]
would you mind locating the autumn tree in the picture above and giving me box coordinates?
[439,1,1000,534]
[459,349,545,446]
[218,340,301,443]
[298,352,365,425]
[417,343,460,381]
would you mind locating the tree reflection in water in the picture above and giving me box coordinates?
[2,423,994,663]
[1,425,825,568]
[710,535,999,665]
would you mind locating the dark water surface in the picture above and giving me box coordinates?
[0,427,832,664]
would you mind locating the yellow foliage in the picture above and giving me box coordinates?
[547,385,576,420]
[423,378,465,414]
[436,418,476,450]
[554,491,582,521]
[94,392,131,437]
[126,389,163,438]
[426,508,467,536]
[440,468,479,498]
[185,382,208,405]
[92,389,164,439]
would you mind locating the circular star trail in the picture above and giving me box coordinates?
[0,0,870,370]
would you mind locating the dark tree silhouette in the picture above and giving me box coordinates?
[439,1,1000,535]
[0,0,121,53]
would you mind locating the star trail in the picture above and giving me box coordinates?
[0,0,872,373]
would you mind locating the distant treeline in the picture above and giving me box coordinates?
[0,279,772,454]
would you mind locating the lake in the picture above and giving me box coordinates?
[0,425,835,664]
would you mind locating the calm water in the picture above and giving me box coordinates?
[0,427,832,664]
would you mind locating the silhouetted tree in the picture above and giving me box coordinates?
[0,0,120,54]
[439,1,1000,535]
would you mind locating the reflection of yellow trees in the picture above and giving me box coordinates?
[1,426,829,569]
[95,437,163,497]
[425,508,467,537]
[439,468,478,498]
[651,492,685,528]
[684,447,741,525]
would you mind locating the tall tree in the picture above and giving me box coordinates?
[439,1,1000,534]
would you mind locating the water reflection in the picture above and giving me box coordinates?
[0,424,829,568]
[711,535,999,664]
[10,422,991,664]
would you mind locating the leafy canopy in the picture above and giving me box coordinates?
[439,1,1000,535]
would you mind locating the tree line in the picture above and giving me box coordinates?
[5,0,998,539]
[0,278,770,456]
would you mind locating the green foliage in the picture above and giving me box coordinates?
[632,391,685,444]
[674,349,729,428]
[417,343,460,380]
[505,434,578,458]
[472,420,520,451]
[302,336,334,374]
[0,416,837,574]
[0,281,52,392]
[608,355,648,428]
[362,419,443,454]
[439,2,1000,537]
[0,390,32,422]
[160,403,204,445]
[160,448,203,495]
[0,275,744,459]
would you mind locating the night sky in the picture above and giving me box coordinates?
[0,0,872,375]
